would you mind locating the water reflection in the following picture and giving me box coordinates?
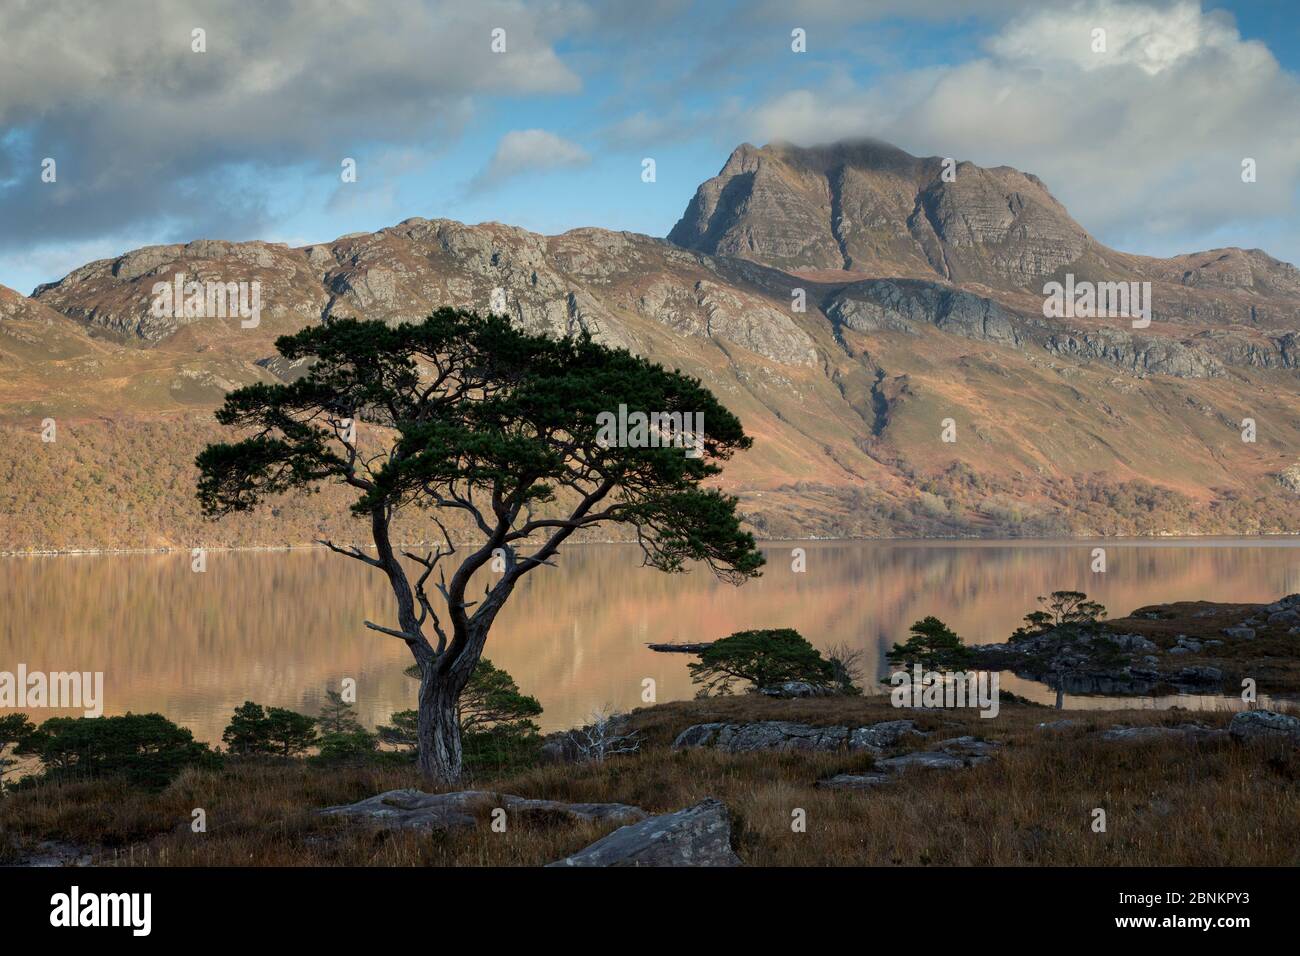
[2,538,1299,741]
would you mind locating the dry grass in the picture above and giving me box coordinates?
[2,695,1298,866]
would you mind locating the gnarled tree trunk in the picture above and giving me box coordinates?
[416,676,464,784]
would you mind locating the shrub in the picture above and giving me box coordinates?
[314,730,379,764]
[0,713,36,792]
[688,628,835,695]
[16,713,217,789]
[222,701,318,757]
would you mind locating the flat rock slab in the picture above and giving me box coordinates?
[673,719,920,754]
[1229,710,1300,744]
[1098,724,1227,743]
[818,736,1001,788]
[817,772,891,790]
[546,798,741,867]
[321,788,646,832]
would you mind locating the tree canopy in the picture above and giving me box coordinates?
[886,616,973,672]
[688,628,834,695]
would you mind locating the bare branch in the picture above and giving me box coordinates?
[318,539,383,568]
[364,620,422,642]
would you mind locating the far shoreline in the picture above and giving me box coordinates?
[6,532,1300,559]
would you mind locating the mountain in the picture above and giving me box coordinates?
[4,138,1300,552]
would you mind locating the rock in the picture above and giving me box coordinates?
[672,719,918,754]
[1036,719,1079,731]
[545,798,741,867]
[873,736,1001,772]
[7,840,94,867]
[816,772,891,790]
[876,750,971,771]
[848,720,922,750]
[1270,593,1300,611]
[934,736,1001,759]
[1168,646,1191,655]
[1228,710,1300,744]
[1111,633,1158,652]
[1267,609,1300,625]
[320,789,646,832]
[1173,665,1223,685]
[1098,724,1227,742]
[1222,626,1256,640]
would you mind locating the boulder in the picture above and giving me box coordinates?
[1110,633,1158,652]
[1172,665,1223,685]
[817,772,891,790]
[546,798,741,867]
[875,750,970,771]
[672,719,919,754]
[1036,719,1079,731]
[320,789,646,832]
[1228,710,1300,744]
[1098,724,1227,742]
[1222,626,1256,640]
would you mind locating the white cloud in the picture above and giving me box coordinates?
[469,130,591,192]
[748,0,1300,261]
[0,0,582,250]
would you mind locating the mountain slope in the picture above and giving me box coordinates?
[4,139,1300,551]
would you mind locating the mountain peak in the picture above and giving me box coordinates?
[668,137,1090,285]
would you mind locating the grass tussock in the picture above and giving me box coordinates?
[2,695,1298,866]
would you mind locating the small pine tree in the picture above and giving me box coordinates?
[222,701,317,757]
[1013,591,1107,640]
[317,688,364,735]
[887,617,972,672]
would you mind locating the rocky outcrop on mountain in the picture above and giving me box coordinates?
[1043,327,1225,379]
[670,139,1091,286]
[826,279,1020,345]
[32,240,329,342]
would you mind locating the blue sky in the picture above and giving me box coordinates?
[1,0,1298,295]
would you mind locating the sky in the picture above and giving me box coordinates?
[1,0,1298,295]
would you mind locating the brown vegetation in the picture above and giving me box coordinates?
[3,694,1297,867]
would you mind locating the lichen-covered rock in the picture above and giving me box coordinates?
[1228,710,1300,744]
[1098,724,1227,743]
[320,789,645,832]
[672,719,919,754]
[546,798,741,867]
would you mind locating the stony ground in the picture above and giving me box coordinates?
[2,694,1298,867]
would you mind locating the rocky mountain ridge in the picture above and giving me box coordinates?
[4,137,1300,550]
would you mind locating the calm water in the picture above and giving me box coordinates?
[3,539,1299,741]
